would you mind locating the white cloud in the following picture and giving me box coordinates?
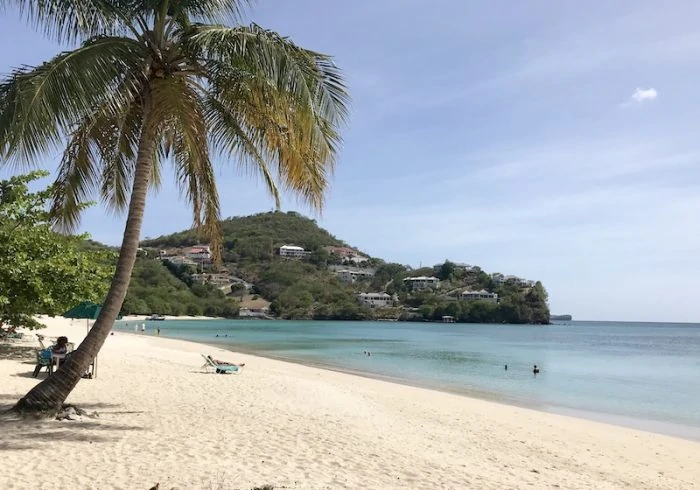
[631,87,658,102]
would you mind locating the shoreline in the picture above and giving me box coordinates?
[114,319,700,442]
[3,317,699,488]
[169,333,700,443]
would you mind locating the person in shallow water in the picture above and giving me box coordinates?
[533,365,540,375]
[505,364,508,371]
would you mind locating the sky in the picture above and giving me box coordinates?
[1,1,699,322]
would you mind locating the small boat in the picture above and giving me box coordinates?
[146,314,166,321]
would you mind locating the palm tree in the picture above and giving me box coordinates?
[0,0,348,415]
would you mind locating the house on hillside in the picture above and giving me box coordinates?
[191,273,232,287]
[187,245,212,264]
[357,292,393,308]
[279,244,310,258]
[166,256,196,266]
[460,289,498,303]
[491,272,505,284]
[325,246,368,264]
[337,269,373,284]
[404,276,440,290]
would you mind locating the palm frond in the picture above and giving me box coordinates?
[189,26,349,210]
[50,85,141,232]
[4,0,134,44]
[185,24,350,126]
[208,66,338,210]
[151,76,222,259]
[0,36,146,164]
[204,93,281,210]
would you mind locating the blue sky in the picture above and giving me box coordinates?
[1,1,699,322]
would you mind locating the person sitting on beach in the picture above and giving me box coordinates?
[52,336,69,355]
[207,355,245,367]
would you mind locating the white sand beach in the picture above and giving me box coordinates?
[1,317,699,490]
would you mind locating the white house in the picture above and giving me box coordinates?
[357,293,393,308]
[279,244,310,258]
[337,269,372,283]
[460,289,498,303]
[404,276,440,290]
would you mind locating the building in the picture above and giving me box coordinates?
[403,276,440,290]
[187,245,212,263]
[460,289,498,303]
[325,246,368,264]
[166,256,196,266]
[337,269,373,284]
[357,293,393,308]
[279,244,310,258]
[191,273,232,287]
[490,272,505,284]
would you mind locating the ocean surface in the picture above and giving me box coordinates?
[115,320,700,439]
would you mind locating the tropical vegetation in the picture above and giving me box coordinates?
[142,212,550,323]
[0,172,114,331]
[0,0,348,415]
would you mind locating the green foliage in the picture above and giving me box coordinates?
[121,259,238,318]
[143,211,345,258]
[0,172,113,330]
[436,260,457,281]
[143,212,366,320]
[141,214,550,323]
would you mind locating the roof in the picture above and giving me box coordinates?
[462,289,496,295]
[404,276,439,281]
[280,245,304,250]
[358,293,391,298]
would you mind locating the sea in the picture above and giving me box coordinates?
[114,319,700,440]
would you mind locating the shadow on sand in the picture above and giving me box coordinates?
[0,393,145,451]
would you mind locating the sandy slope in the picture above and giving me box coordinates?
[1,317,698,490]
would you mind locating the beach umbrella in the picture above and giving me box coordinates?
[62,301,102,327]
[61,301,102,379]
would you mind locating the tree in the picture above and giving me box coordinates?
[0,1,348,415]
[437,260,456,281]
[0,172,113,330]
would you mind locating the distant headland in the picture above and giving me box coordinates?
[550,314,573,321]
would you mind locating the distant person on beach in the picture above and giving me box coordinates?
[505,364,508,371]
[156,327,161,336]
[533,365,540,375]
[141,324,146,333]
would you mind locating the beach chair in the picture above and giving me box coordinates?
[201,355,239,374]
[33,349,53,377]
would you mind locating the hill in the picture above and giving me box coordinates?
[133,211,550,324]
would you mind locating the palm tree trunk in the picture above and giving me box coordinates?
[12,95,157,416]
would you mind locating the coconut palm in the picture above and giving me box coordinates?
[0,0,348,414]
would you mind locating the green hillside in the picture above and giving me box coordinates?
[133,211,550,324]
[140,211,372,320]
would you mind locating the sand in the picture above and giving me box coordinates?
[1,316,699,490]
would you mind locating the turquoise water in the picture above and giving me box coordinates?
[116,320,700,438]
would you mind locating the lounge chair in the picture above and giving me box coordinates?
[33,349,53,377]
[201,354,240,374]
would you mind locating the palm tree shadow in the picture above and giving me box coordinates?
[0,418,146,451]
